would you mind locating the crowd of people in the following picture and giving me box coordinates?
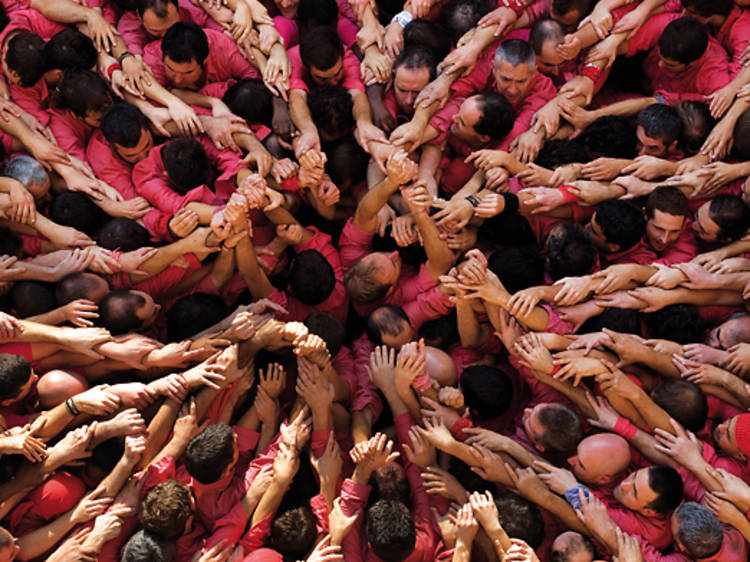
[1,0,750,559]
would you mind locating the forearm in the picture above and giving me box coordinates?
[30,0,92,23]
[352,408,374,445]
[412,210,454,276]
[529,368,597,419]
[451,541,471,562]
[236,237,274,298]
[17,509,75,560]
[170,89,217,110]
[456,300,483,349]
[289,91,316,132]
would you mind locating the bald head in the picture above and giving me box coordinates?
[571,433,631,485]
[56,272,109,305]
[36,369,89,409]
[425,346,458,387]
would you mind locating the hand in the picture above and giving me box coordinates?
[611,3,649,37]
[653,419,703,467]
[383,21,404,60]
[507,286,547,318]
[118,247,158,275]
[86,10,117,52]
[121,55,152,98]
[75,384,120,416]
[71,488,113,524]
[594,358,640,398]
[559,76,595,106]
[453,503,478,546]
[360,47,392,85]
[574,488,613,542]
[580,2,613,38]
[421,465,467,503]
[389,120,424,153]
[620,155,671,181]
[0,256,26,286]
[510,130,544,164]
[554,275,593,305]
[514,333,554,375]
[203,115,250,152]
[556,34,582,60]
[462,427,509,452]
[305,535,343,562]
[385,149,418,185]
[438,387,464,409]
[111,382,157,410]
[310,431,343,484]
[169,208,201,238]
[433,198,473,232]
[440,44,480,76]
[645,264,685,290]
[194,540,232,562]
[593,290,648,311]
[517,164,555,189]
[401,181,433,213]
[259,362,286,398]
[534,459,579,495]
[45,528,95,562]
[705,465,750,512]
[368,345,396,390]
[415,77,452,111]
[418,416,456,452]
[263,45,291,101]
[0,424,46,462]
[295,357,334,413]
[505,462,549,500]
[349,432,399,471]
[123,433,147,464]
[612,527,644,562]
[391,215,418,247]
[703,492,746,529]
[395,339,427,387]
[672,354,726,386]
[273,441,301,484]
[467,490,501,532]
[7,181,35,225]
[108,408,147,438]
[700,118,734,161]
[182,356,228,390]
[174,397,203,443]
[552,355,607,386]
[167,99,204,137]
[585,392,619,431]
[581,157,622,181]
[328,497,361,547]
[477,5,517,37]
[402,425,436,469]
[254,386,279,426]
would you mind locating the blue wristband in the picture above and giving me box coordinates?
[564,485,590,509]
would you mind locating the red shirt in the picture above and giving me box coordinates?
[288,44,364,93]
[716,6,750,73]
[143,29,260,90]
[48,108,93,163]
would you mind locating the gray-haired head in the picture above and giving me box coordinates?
[3,155,49,199]
[494,38,536,69]
[674,502,723,559]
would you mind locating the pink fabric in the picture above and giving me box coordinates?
[48,108,93,163]
[716,6,750,73]
[288,44,364,93]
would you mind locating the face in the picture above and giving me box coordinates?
[1,43,20,86]
[393,66,431,116]
[0,528,19,562]
[613,468,659,513]
[646,209,685,252]
[450,96,487,146]
[636,125,669,157]
[133,290,161,329]
[275,0,300,18]
[310,58,344,87]
[142,3,180,38]
[707,315,750,351]
[493,60,533,106]
[713,416,747,460]
[522,404,548,451]
[82,109,104,128]
[114,128,154,165]
[691,203,722,242]
[164,56,203,90]
[537,39,566,78]
[658,52,688,74]
[28,176,51,204]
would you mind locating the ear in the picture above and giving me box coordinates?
[667,140,679,153]
[478,133,491,145]
[606,242,620,253]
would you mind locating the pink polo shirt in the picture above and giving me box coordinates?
[48,108,93,163]
[288,44,364,93]
[143,28,260,90]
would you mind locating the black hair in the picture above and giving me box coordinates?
[488,246,544,293]
[534,139,588,169]
[419,311,459,348]
[651,380,707,433]
[185,423,236,484]
[56,272,107,306]
[546,222,597,280]
[366,304,410,346]
[49,192,107,236]
[552,0,593,17]
[97,289,147,335]
[675,100,715,155]
[161,138,210,193]
[646,465,684,514]
[366,500,416,561]
[162,22,209,65]
[474,92,516,140]
[52,69,113,120]
[645,186,688,219]
[290,249,336,305]
[535,403,583,454]
[637,104,682,147]
[681,0,733,17]
[441,0,491,44]
[579,308,641,335]
[709,194,750,241]
[460,365,512,420]
[272,505,318,558]
[300,26,343,72]
[9,281,55,318]
[594,200,646,251]
[222,78,273,125]
[478,209,537,248]
[166,293,229,342]
[529,19,566,55]
[495,493,545,548]
[101,103,151,148]
[393,45,438,82]
[5,32,46,87]
[43,29,97,73]
[122,530,169,562]
[298,0,338,31]
[308,85,355,141]
[0,354,32,402]
[403,20,451,60]
[0,227,22,258]
[326,138,368,189]
[137,0,178,17]
[579,116,638,159]
[658,17,708,65]
[98,218,152,252]
[304,311,345,356]
[646,304,704,344]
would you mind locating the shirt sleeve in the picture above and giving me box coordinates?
[142,42,168,87]
[341,48,364,92]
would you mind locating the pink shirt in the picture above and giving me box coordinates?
[272,14,358,48]
[143,28,260,90]
[716,6,750,73]
[48,108,92,163]
[116,0,223,55]
[288,44,364,93]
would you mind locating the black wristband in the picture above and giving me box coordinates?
[502,192,519,215]
[118,51,135,64]
[465,194,480,208]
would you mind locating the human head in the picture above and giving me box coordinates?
[460,365,512,420]
[366,304,413,348]
[495,493,544,548]
[0,527,19,562]
[121,530,170,562]
[138,0,180,38]
[393,46,436,116]
[3,156,50,203]
[162,138,210,193]
[53,69,113,127]
[493,39,536,106]
[98,289,160,335]
[680,0,733,23]
[56,272,110,305]
[161,22,208,89]
[450,93,515,146]
[0,354,34,405]
[4,32,46,87]
[658,17,708,72]
[579,116,637,159]
[271,506,318,558]
[488,246,545,293]
[43,29,97,78]
[36,369,89,410]
[9,280,55,318]
[534,138,588,169]
[440,0,490,44]
[672,502,723,558]
[590,201,646,253]
[714,413,750,462]
[49,192,107,236]
[550,0,592,29]
[646,304,704,344]
[644,186,688,251]
[345,251,402,303]
[290,249,336,305]
[167,293,229,342]
[325,138,368,190]
[580,307,641,335]
[693,195,750,243]
[706,314,750,351]
[98,218,152,252]
[545,222,597,280]
[185,423,237,484]
[139,478,193,539]
[651,380,707,433]
[675,100,715,155]
[568,433,631,485]
[529,19,566,76]
[300,27,344,86]
[297,0,337,33]
[308,85,355,142]
[636,104,682,157]
[222,78,273,126]
[101,103,154,164]
[614,465,683,515]
[366,499,416,561]
[304,312,345,356]
[522,402,582,454]
[402,20,451,60]
[551,531,595,562]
